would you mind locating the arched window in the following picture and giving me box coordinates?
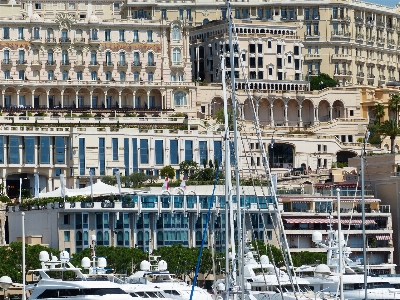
[124,231,130,246]
[83,231,89,246]
[172,25,180,40]
[174,91,187,106]
[172,48,181,63]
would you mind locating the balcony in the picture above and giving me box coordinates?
[146,62,156,68]
[2,59,12,66]
[61,60,70,66]
[30,37,41,43]
[45,60,56,67]
[366,36,375,45]
[367,74,375,79]
[304,54,321,61]
[376,20,385,29]
[103,61,114,67]
[59,37,71,43]
[88,61,100,67]
[355,16,363,24]
[355,33,364,42]
[88,38,100,44]
[16,59,27,66]
[74,37,85,44]
[331,31,351,40]
[132,61,142,68]
[31,60,42,67]
[117,61,128,68]
[45,37,57,43]
[377,38,385,46]
[356,72,365,77]
[331,54,352,61]
[379,75,386,80]
[75,61,85,68]
[304,32,320,40]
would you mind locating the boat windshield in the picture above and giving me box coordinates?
[281,285,310,293]
[252,268,272,276]
[37,288,127,298]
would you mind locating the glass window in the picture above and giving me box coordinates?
[47,70,54,81]
[173,48,181,63]
[62,70,68,81]
[105,29,111,41]
[124,138,129,176]
[119,29,125,41]
[18,70,25,80]
[132,138,138,173]
[91,29,98,40]
[199,141,207,165]
[91,71,97,81]
[148,52,154,65]
[148,72,153,82]
[172,26,180,40]
[120,71,125,82]
[133,72,139,82]
[170,140,178,164]
[174,91,187,106]
[112,138,118,161]
[64,231,70,242]
[99,138,105,176]
[4,70,10,80]
[79,138,85,175]
[147,30,153,42]
[18,27,24,40]
[3,27,9,39]
[184,140,193,161]
[105,71,111,81]
[133,30,139,42]
[213,141,222,166]
[0,136,4,164]
[55,137,65,164]
[24,137,35,164]
[140,139,149,164]
[77,71,82,81]
[155,140,164,165]
[40,136,50,164]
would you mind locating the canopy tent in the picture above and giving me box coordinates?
[38,181,135,198]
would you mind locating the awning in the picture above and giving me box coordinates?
[376,234,391,241]
[283,217,376,225]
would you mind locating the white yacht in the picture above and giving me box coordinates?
[26,250,135,300]
[295,227,400,300]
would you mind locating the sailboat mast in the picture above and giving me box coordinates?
[227,0,242,289]
[221,54,231,298]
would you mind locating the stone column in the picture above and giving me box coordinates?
[146,91,150,109]
[16,90,20,106]
[299,105,303,127]
[75,91,79,108]
[89,90,93,109]
[315,106,319,123]
[31,93,35,108]
[284,104,288,126]
[60,90,64,108]
[270,104,274,126]
[118,91,122,108]
[0,91,4,108]
[104,92,108,109]
[329,105,333,121]
[46,90,50,108]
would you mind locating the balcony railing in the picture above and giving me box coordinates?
[147,62,156,67]
[16,59,27,65]
[31,60,42,66]
[59,37,71,43]
[74,37,85,43]
[2,59,12,65]
[117,61,128,67]
[46,60,56,66]
[103,61,114,66]
[132,61,142,67]
[61,60,70,66]
[45,37,56,43]
[89,61,99,66]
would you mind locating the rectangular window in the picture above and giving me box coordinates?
[112,138,118,161]
[199,141,208,165]
[133,30,139,42]
[161,9,167,20]
[124,138,129,176]
[64,231,70,242]
[24,137,35,164]
[104,29,111,41]
[147,30,153,42]
[9,136,19,164]
[79,138,85,175]
[3,27,9,39]
[155,140,164,165]
[99,138,105,176]
[64,214,70,224]
[40,136,50,164]
[213,141,222,166]
[119,29,125,42]
[184,140,193,161]
[170,140,179,164]
[140,139,149,164]
[18,27,24,40]
[55,137,65,164]
[132,138,138,173]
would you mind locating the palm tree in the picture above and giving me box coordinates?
[372,103,385,124]
[378,119,400,153]
[389,94,400,125]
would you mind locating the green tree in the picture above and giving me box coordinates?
[389,94,400,125]
[179,160,199,178]
[215,108,234,131]
[309,73,338,91]
[192,168,216,181]
[101,175,117,186]
[123,172,148,187]
[160,166,175,179]
[378,119,400,153]
[251,240,285,268]
[372,103,385,124]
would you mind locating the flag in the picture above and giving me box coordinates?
[180,176,186,190]
[60,174,66,199]
[162,177,169,190]
[34,173,39,198]
[115,170,121,194]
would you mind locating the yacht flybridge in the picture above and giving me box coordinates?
[26,250,134,300]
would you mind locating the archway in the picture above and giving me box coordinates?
[318,100,330,122]
[259,98,271,125]
[287,99,298,126]
[272,99,285,126]
[332,100,345,119]
[301,99,314,126]
[336,150,357,166]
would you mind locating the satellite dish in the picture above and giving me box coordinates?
[0,276,12,290]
